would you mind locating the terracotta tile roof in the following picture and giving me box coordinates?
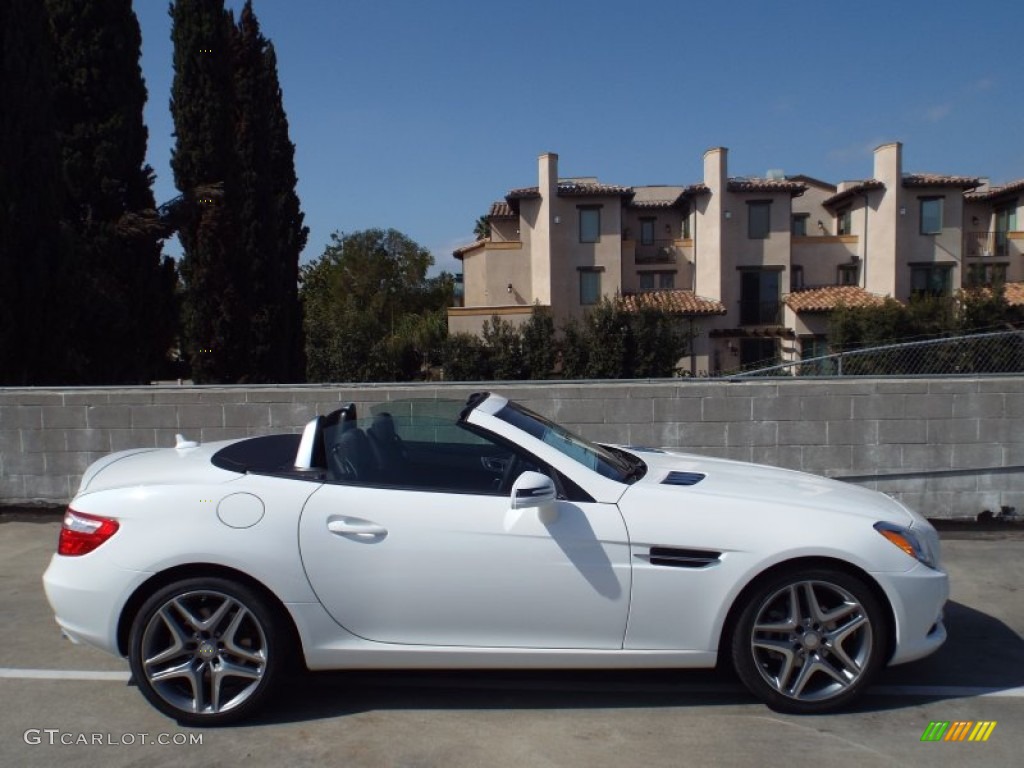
[727,178,808,195]
[628,186,684,209]
[822,180,885,207]
[787,174,836,191]
[683,182,710,196]
[506,182,634,201]
[507,186,540,200]
[618,289,726,316]
[1004,282,1024,306]
[784,285,887,313]
[487,201,516,219]
[557,182,633,197]
[966,179,1024,201]
[902,173,980,189]
[976,282,1024,306]
[453,239,486,259]
[628,199,679,209]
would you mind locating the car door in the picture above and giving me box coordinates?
[298,429,631,650]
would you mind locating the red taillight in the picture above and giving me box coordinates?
[58,508,119,556]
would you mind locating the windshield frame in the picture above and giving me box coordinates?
[492,400,643,483]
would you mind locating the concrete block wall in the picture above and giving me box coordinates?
[1,378,1021,518]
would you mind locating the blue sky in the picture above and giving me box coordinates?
[134,0,1024,275]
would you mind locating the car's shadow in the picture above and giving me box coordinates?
[220,600,1023,727]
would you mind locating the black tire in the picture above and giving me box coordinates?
[730,568,888,714]
[128,577,286,726]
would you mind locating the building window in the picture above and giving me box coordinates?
[910,265,952,297]
[681,209,691,239]
[920,197,943,235]
[837,207,852,236]
[640,218,655,246]
[995,205,1018,256]
[739,268,781,324]
[748,201,771,239]
[792,214,809,236]
[579,207,600,243]
[579,270,601,305]
[800,336,834,375]
[837,264,859,286]
[790,265,804,291]
[966,263,1007,288]
[638,271,675,292]
[740,338,777,370]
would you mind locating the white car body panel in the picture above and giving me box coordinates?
[299,484,630,648]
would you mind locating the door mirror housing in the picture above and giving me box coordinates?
[511,471,557,511]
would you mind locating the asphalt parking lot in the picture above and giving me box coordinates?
[1,511,1022,768]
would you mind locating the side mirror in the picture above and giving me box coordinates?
[511,471,557,515]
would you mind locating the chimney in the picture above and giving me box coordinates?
[539,152,558,201]
[873,142,902,186]
[532,153,558,305]
[696,147,728,301]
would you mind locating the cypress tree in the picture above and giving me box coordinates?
[172,0,306,383]
[0,0,67,384]
[231,2,307,382]
[170,0,243,383]
[45,0,178,384]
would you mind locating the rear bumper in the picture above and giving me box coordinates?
[42,553,151,658]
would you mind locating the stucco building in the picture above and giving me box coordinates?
[448,143,1024,374]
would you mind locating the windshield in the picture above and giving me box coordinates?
[493,401,642,483]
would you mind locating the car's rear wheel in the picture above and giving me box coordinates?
[128,577,284,726]
[731,568,887,713]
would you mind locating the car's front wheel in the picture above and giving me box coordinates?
[731,568,888,713]
[128,577,285,726]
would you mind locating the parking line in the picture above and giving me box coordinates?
[0,667,130,682]
[870,684,1024,699]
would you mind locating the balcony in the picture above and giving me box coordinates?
[965,231,1011,258]
[739,300,782,326]
[634,241,678,265]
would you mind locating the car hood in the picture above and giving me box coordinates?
[622,446,915,526]
[77,440,243,496]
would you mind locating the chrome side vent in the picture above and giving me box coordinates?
[647,547,721,568]
[662,471,705,486]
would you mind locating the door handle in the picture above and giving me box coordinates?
[327,519,388,538]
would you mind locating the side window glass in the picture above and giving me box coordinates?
[324,399,549,496]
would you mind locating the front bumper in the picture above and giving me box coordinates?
[877,562,949,666]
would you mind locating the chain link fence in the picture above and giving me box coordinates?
[726,330,1024,378]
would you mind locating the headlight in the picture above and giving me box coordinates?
[874,521,936,569]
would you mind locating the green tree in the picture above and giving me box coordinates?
[521,305,557,379]
[46,0,178,383]
[473,215,490,241]
[171,0,243,382]
[0,0,67,384]
[230,1,307,382]
[301,229,451,382]
[959,285,1021,333]
[580,299,630,378]
[441,333,491,381]
[559,317,589,379]
[556,301,692,379]
[630,307,692,377]
[482,316,525,380]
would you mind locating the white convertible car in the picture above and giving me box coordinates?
[44,393,947,725]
